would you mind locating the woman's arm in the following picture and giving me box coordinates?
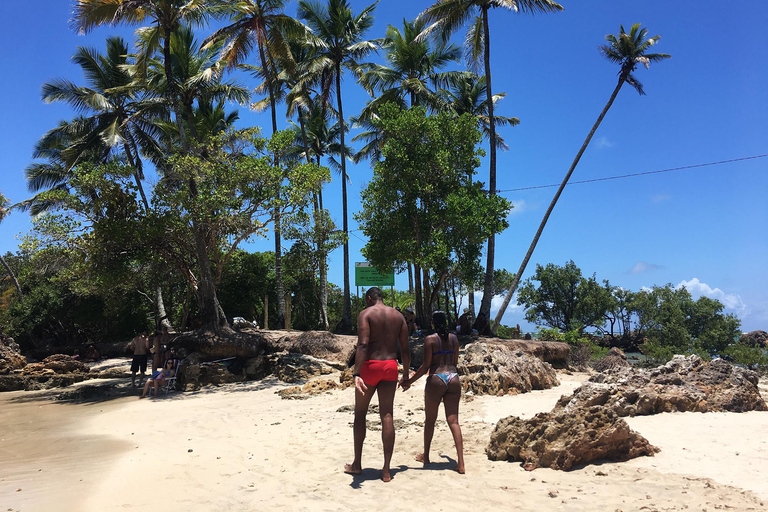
[401,335,434,389]
[452,333,459,367]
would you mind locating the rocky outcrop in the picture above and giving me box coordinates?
[458,342,560,396]
[555,355,767,416]
[592,347,630,372]
[739,330,768,348]
[486,405,659,470]
[0,336,26,374]
[262,330,356,365]
[409,336,569,369]
[269,352,347,383]
[277,378,351,399]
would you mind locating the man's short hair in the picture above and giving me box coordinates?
[366,287,382,301]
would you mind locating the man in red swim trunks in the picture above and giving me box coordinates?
[344,287,410,482]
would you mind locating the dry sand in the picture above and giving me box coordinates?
[1,362,767,512]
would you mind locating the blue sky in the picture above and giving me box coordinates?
[1,1,766,332]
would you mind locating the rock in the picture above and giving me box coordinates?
[262,330,356,365]
[592,347,630,372]
[40,354,90,374]
[409,336,569,369]
[555,355,767,417]
[0,337,27,375]
[458,342,560,396]
[269,352,346,383]
[486,405,659,470]
[276,378,349,399]
[179,360,245,391]
[739,330,768,348]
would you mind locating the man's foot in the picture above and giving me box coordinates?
[415,453,430,465]
[455,464,465,474]
[343,463,362,475]
[381,469,391,482]
[139,395,146,399]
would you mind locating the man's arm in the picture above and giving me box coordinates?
[398,317,410,381]
[352,310,370,392]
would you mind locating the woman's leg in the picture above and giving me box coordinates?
[417,376,444,465]
[443,376,464,473]
[140,379,151,398]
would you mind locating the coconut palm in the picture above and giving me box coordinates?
[493,23,670,331]
[39,37,167,210]
[418,0,563,322]
[297,0,379,332]
[439,72,519,150]
[202,2,310,330]
[0,191,23,302]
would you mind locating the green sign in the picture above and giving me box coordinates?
[355,262,394,287]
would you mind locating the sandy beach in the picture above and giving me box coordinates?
[2,364,767,512]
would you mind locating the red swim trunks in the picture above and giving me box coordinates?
[359,359,398,387]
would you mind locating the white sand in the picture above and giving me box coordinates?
[2,367,767,512]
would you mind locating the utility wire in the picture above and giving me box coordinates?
[497,154,768,193]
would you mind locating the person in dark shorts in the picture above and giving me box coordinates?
[128,331,150,387]
[401,310,465,474]
[345,287,410,482]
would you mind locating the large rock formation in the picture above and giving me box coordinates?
[269,352,347,383]
[409,335,569,369]
[0,335,26,374]
[261,331,356,365]
[555,355,767,416]
[0,354,91,392]
[486,405,659,470]
[739,330,768,348]
[458,342,560,396]
[591,347,630,372]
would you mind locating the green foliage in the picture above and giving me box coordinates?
[536,327,608,367]
[356,104,510,297]
[518,261,612,333]
[723,344,768,368]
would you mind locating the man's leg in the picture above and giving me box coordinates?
[131,372,137,387]
[345,382,377,475]
[376,381,397,482]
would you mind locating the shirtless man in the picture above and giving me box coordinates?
[344,287,410,482]
[128,331,150,387]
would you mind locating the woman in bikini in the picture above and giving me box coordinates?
[400,310,465,473]
[139,358,176,399]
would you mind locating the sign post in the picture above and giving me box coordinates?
[355,262,395,306]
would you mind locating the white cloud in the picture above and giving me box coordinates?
[675,278,746,313]
[652,193,671,202]
[594,136,614,149]
[508,199,529,215]
[628,261,663,274]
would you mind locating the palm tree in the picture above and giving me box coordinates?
[492,23,670,331]
[40,37,166,211]
[202,1,310,330]
[351,17,464,165]
[0,192,23,302]
[71,0,214,149]
[439,72,519,150]
[298,0,379,333]
[418,0,563,322]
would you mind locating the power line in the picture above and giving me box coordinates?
[497,154,768,193]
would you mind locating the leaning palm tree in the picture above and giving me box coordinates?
[298,0,379,333]
[418,0,563,323]
[493,23,670,331]
[0,191,23,302]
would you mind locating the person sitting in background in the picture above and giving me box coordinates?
[457,309,473,335]
[402,307,416,336]
[472,312,491,336]
[139,358,176,399]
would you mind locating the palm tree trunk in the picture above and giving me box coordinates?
[0,254,23,301]
[259,42,285,329]
[479,6,498,321]
[336,66,352,333]
[492,76,628,332]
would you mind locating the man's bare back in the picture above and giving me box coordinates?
[358,303,407,361]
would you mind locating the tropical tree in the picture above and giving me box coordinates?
[297,0,379,332]
[38,37,166,210]
[439,72,518,149]
[493,23,670,330]
[418,0,563,323]
[0,192,23,301]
